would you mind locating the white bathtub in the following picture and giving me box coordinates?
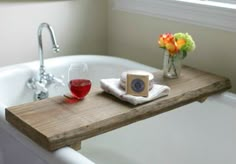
[0,55,235,164]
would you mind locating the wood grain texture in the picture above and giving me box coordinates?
[5,66,231,151]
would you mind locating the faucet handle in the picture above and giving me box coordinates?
[35,81,48,94]
[27,78,48,94]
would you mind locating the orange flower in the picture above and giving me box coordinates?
[158,37,166,47]
[166,42,178,56]
[176,38,186,50]
[158,33,174,48]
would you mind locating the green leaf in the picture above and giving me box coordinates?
[182,51,187,59]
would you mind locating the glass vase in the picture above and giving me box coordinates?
[163,50,183,79]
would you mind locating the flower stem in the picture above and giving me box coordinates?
[170,57,178,77]
[168,56,172,72]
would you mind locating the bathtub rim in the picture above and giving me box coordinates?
[0,54,157,73]
[208,91,236,108]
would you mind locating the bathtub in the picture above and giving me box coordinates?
[0,55,235,164]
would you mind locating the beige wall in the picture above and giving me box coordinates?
[108,8,236,93]
[0,0,108,67]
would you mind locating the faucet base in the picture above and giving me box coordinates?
[35,91,49,100]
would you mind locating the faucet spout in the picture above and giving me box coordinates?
[27,22,63,101]
[38,23,60,82]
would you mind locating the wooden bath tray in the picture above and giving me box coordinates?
[5,66,231,151]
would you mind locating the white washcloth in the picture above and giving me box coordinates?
[100,79,170,105]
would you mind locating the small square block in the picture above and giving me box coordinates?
[126,74,149,97]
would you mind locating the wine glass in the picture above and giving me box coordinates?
[67,63,92,100]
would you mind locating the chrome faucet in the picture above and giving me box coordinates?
[27,23,65,100]
[38,23,60,83]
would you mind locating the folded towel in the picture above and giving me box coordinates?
[100,78,170,105]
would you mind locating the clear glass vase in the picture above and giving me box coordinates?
[163,50,183,78]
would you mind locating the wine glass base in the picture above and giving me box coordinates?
[63,94,83,103]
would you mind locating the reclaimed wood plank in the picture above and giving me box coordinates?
[5,66,231,151]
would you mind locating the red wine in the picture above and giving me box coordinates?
[69,79,91,99]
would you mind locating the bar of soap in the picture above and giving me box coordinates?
[120,70,154,90]
[126,74,149,97]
